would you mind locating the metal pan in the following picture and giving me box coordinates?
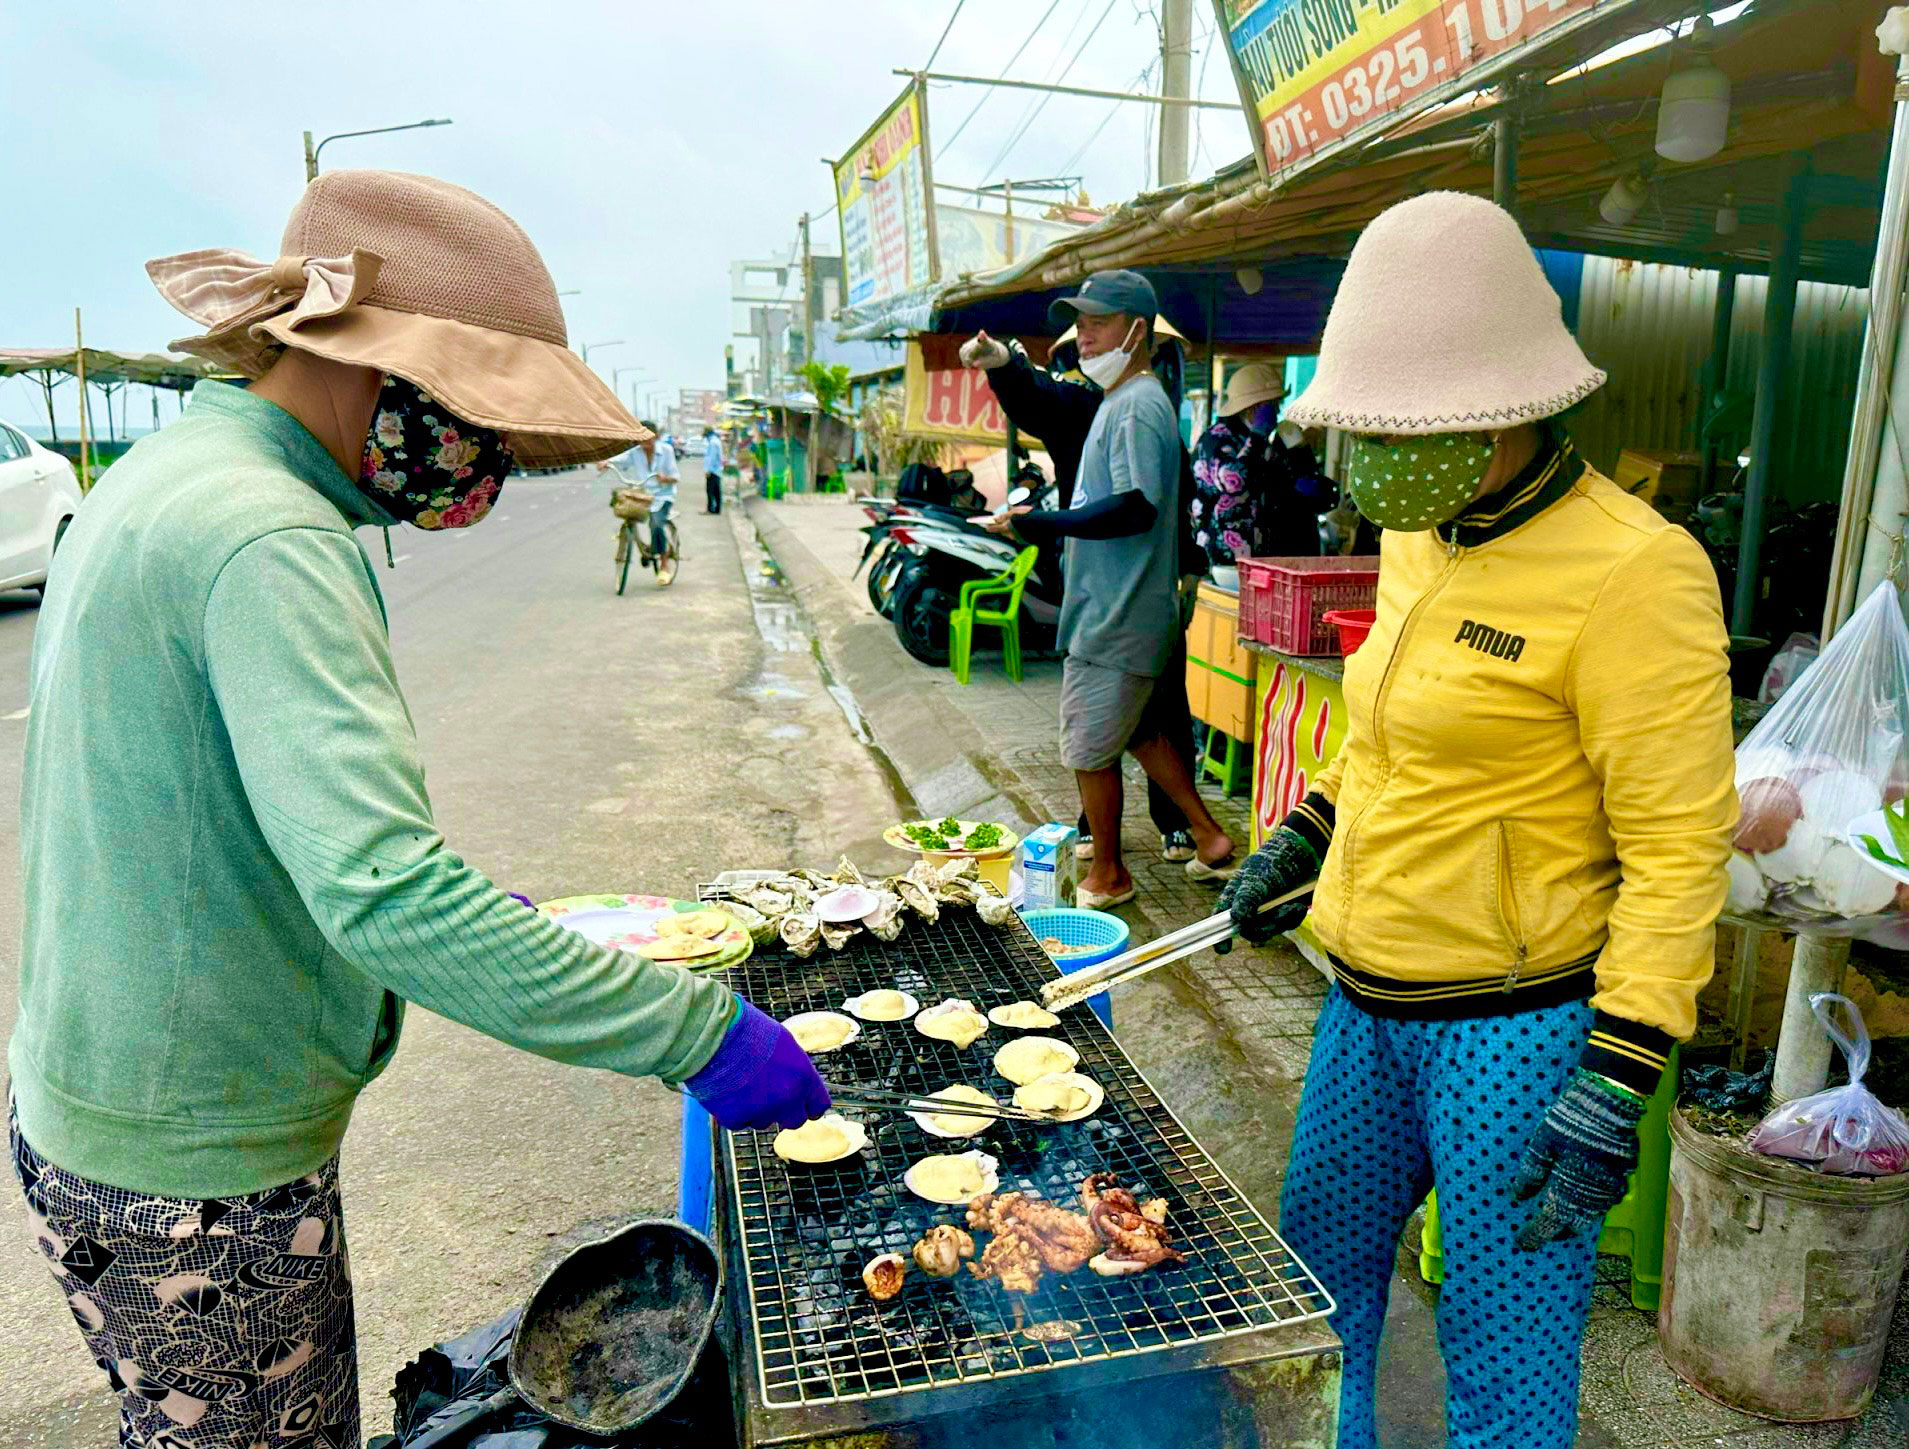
[407,1218,723,1447]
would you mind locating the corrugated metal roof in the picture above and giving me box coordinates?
[1570,256,1868,503]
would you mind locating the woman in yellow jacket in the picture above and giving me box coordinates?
[1222,192,1736,1448]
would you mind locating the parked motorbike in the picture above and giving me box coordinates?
[875,459,1063,667]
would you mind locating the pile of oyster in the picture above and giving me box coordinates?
[713,855,1014,959]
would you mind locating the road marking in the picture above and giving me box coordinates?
[392,553,413,564]
[496,514,511,521]
[2,707,29,720]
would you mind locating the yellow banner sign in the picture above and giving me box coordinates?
[902,337,1054,447]
[832,81,938,310]
[1214,0,1640,178]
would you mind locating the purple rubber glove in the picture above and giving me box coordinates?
[685,999,832,1131]
[507,892,536,910]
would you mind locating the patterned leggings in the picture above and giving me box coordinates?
[1280,989,1600,1449]
[10,1108,359,1448]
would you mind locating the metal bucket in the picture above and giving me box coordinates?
[1660,1107,1909,1421]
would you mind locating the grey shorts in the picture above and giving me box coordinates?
[1060,657,1158,770]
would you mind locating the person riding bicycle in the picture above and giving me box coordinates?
[631,422,678,563]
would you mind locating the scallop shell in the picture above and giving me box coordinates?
[903,1150,1000,1204]
[1012,1072,1104,1122]
[782,1010,860,1055]
[988,1000,1060,1030]
[915,998,989,1048]
[814,885,881,923]
[993,1035,1081,1085]
[842,989,921,1022]
[772,1113,869,1164]
[908,1084,1001,1138]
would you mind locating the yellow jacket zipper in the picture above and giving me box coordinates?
[1338,542,1465,928]
[1495,821,1529,991]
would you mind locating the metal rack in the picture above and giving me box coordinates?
[701,896,1333,1412]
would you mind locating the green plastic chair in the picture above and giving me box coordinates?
[950,546,1039,685]
[1418,1046,1678,1311]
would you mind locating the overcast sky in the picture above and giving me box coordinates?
[0,1,1250,435]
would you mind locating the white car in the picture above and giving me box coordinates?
[0,421,83,600]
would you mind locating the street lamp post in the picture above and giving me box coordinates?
[303,119,452,181]
[616,368,652,419]
[581,340,626,368]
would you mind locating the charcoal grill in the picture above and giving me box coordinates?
[700,893,1335,1435]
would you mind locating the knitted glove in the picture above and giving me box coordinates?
[685,999,832,1132]
[1511,1068,1647,1250]
[959,331,1011,370]
[1217,827,1320,945]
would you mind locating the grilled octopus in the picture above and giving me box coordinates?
[965,1191,1098,1292]
[1080,1172,1183,1269]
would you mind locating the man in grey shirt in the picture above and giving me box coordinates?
[990,270,1236,907]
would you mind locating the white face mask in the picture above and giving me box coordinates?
[1078,318,1143,390]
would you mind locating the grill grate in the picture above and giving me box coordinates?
[702,894,1333,1411]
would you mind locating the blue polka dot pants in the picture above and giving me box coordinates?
[1280,988,1599,1449]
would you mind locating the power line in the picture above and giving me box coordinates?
[978,0,1122,182]
[933,0,1066,160]
[1060,61,1151,175]
[924,0,967,70]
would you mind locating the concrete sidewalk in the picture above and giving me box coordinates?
[745,492,1908,1449]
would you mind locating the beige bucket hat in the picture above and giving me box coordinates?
[1218,361,1285,416]
[147,170,648,467]
[1283,191,1604,436]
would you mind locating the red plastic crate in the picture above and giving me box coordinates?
[1237,556,1380,655]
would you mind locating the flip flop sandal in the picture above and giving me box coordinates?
[1074,883,1136,910]
[1183,856,1239,883]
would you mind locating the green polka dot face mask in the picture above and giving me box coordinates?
[1345,431,1495,532]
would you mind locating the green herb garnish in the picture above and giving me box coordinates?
[966,823,1004,849]
[1860,796,1909,868]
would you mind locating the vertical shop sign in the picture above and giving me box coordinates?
[1211,0,1644,180]
[831,79,941,309]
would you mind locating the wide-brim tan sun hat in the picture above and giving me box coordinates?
[1283,191,1605,436]
[146,170,647,468]
[1219,361,1285,415]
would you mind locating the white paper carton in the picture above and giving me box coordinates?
[1018,823,1078,911]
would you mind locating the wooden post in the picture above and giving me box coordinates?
[303,129,318,182]
[74,309,92,492]
[1770,930,1849,1104]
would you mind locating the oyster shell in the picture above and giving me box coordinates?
[742,886,794,918]
[865,892,908,941]
[932,856,979,886]
[895,877,940,923]
[833,856,867,886]
[779,912,822,959]
[719,899,779,945]
[914,998,989,1049]
[935,877,979,906]
[819,919,860,952]
[975,890,1015,927]
[786,868,833,891]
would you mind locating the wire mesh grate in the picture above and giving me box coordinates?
[702,893,1334,1410]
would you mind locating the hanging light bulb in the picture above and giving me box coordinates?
[1715,191,1739,236]
[1599,173,1649,226]
[1655,17,1732,163]
[1235,266,1264,296]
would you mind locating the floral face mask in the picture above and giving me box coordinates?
[359,375,514,529]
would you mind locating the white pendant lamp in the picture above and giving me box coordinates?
[1600,173,1649,226]
[1715,191,1739,236]
[1655,17,1732,163]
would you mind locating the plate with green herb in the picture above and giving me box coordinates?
[883,817,1020,857]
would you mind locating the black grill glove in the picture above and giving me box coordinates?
[1511,1068,1647,1251]
[1217,827,1320,945]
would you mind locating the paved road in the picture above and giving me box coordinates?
[0,469,905,1443]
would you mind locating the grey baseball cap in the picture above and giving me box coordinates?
[1047,269,1158,331]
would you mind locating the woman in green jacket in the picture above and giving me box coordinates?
[8,170,827,1447]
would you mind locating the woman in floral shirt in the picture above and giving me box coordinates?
[1192,361,1326,569]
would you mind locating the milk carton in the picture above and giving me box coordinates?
[1018,823,1079,910]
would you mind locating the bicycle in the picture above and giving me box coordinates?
[607,470,681,593]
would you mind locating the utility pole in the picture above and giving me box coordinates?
[1157,0,1194,186]
[302,130,318,182]
[798,213,815,368]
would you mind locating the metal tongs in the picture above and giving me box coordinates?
[825,1086,1046,1124]
[1038,882,1315,1014]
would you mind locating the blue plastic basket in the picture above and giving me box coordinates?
[1020,908,1130,967]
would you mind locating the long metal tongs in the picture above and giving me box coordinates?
[1037,882,1315,1014]
[825,1086,1046,1123]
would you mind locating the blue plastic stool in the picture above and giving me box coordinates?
[1418,1048,1678,1311]
[677,1094,716,1236]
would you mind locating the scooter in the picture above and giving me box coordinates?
[856,463,1003,618]
[880,463,1064,667]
